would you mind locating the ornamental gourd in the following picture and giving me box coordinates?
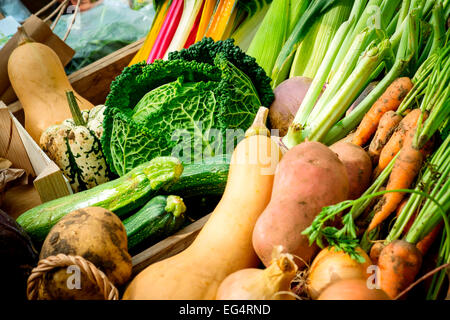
[40,91,112,193]
[8,27,94,143]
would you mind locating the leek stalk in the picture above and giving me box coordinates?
[246,0,290,77]
[289,0,352,79]
[271,0,341,88]
[230,2,270,51]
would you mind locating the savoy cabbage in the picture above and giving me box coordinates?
[102,48,272,176]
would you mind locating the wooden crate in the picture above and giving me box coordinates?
[131,214,210,274]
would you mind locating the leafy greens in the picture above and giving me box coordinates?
[102,38,274,176]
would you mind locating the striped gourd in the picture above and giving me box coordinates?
[40,92,113,193]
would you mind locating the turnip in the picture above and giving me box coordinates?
[269,77,319,137]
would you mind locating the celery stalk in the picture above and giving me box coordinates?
[307,29,380,123]
[328,0,401,82]
[288,20,352,128]
[322,13,418,145]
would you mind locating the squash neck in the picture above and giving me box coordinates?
[245,107,270,138]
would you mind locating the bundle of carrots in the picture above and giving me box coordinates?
[303,35,450,300]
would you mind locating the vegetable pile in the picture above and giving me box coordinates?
[4,0,450,301]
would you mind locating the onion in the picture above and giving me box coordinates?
[269,77,314,137]
[306,246,372,299]
[215,253,298,300]
[318,278,391,300]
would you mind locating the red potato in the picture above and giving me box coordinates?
[318,279,391,300]
[252,142,349,268]
[330,141,372,200]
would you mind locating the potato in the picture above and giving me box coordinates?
[330,141,372,200]
[252,142,349,268]
[38,207,132,300]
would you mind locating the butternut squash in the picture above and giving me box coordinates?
[7,27,94,143]
[122,107,282,300]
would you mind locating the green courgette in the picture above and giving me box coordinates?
[17,157,183,246]
[124,195,187,253]
[165,154,231,198]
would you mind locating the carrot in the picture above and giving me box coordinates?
[416,223,443,256]
[369,242,385,265]
[368,111,403,165]
[376,108,424,173]
[368,145,423,232]
[352,77,413,147]
[394,197,417,236]
[378,239,423,299]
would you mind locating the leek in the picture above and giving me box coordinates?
[230,2,270,51]
[290,0,352,79]
[271,0,341,88]
[246,0,290,77]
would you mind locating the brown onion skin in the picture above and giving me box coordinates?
[306,246,372,299]
[318,278,391,300]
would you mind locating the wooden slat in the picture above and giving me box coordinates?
[11,113,51,175]
[33,161,72,203]
[131,214,210,275]
[0,101,35,176]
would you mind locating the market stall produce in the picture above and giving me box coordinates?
[0,0,449,302]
